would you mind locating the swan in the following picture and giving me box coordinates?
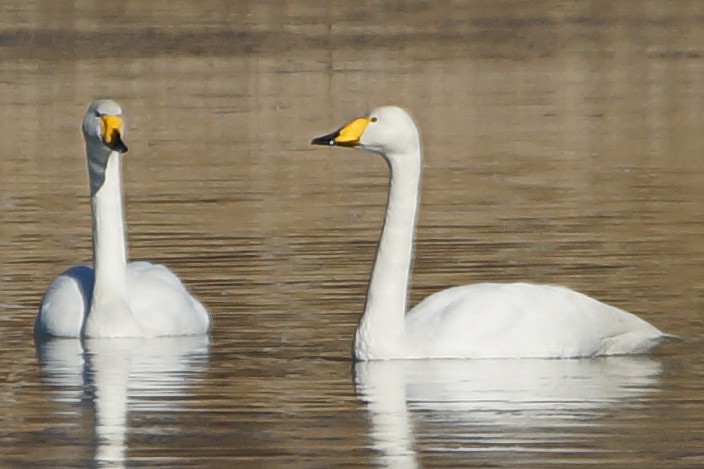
[35,99,210,338]
[311,105,670,360]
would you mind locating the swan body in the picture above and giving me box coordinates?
[312,106,669,360]
[35,99,210,338]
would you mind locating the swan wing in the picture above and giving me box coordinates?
[126,261,210,336]
[405,282,665,359]
[35,266,94,338]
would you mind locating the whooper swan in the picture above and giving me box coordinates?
[312,106,669,360]
[35,99,210,338]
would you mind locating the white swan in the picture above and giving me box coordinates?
[35,99,210,338]
[312,106,670,360]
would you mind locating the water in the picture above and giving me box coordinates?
[1,1,704,467]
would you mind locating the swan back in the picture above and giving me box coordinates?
[404,282,666,359]
[35,266,94,338]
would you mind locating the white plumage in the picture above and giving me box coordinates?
[312,106,669,360]
[35,99,210,338]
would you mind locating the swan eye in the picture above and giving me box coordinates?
[370,117,378,123]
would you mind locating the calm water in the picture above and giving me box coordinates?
[2,1,704,467]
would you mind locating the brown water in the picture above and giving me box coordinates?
[2,1,704,467]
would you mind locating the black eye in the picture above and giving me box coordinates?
[370,116,378,123]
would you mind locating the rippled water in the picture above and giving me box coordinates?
[2,1,704,467]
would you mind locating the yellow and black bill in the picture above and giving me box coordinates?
[311,117,370,148]
[101,115,129,153]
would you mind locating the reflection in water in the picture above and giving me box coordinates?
[36,336,209,468]
[355,357,663,468]
[2,2,704,467]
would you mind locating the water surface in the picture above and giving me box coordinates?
[1,1,704,467]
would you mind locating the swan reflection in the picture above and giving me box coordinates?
[37,336,209,468]
[355,357,663,468]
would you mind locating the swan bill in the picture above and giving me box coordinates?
[311,130,339,146]
[311,117,369,147]
[101,115,129,153]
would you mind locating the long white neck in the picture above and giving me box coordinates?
[355,150,421,360]
[86,148,131,329]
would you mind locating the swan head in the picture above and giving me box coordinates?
[311,106,420,159]
[82,99,129,156]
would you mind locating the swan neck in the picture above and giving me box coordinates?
[90,151,129,306]
[356,149,421,359]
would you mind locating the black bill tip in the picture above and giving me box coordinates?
[107,129,129,153]
[311,130,340,146]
